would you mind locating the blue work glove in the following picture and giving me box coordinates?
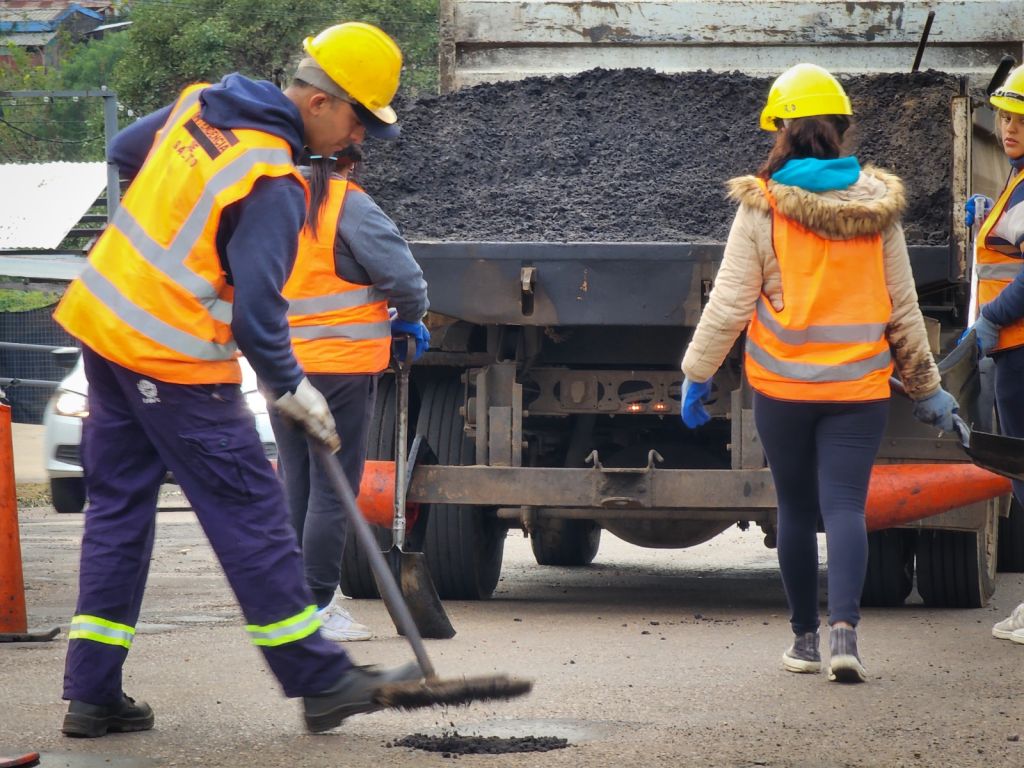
[681,377,712,429]
[965,194,993,227]
[391,318,430,361]
[969,314,1001,356]
[912,387,959,433]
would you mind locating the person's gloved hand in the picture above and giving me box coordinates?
[681,377,712,429]
[965,194,994,227]
[912,387,959,433]
[970,314,1001,356]
[274,377,340,452]
[391,318,430,362]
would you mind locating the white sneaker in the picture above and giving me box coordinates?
[317,599,371,642]
[992,602,1024,640]
[1012,628,1024,646]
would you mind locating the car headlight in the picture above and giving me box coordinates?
[54,391,89,418]
[244,390,269,416]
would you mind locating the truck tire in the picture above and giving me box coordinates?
[338,375,395,599]
[418,376,504,600]
[51,477,85,514]
[860,529,915,607]
[531,519,601,566]
[916,503,999,608]
[997,498,1024,573]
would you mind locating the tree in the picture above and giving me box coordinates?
[112,0,439,116]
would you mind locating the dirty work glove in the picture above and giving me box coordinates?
[970,314,1001,356]
[274,377,340,452]
[965,194,993,227]
[391,318,430,362]
[681,377,712,429]
[912,387,959,433]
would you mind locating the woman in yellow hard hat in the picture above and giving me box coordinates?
[967,65,1024,645]
[679,63,956,683]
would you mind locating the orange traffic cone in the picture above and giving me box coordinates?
[357,459,419,529]
[865,462,1011,532]
[0,399,58,643]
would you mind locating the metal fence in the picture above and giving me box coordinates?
[0,304,76,423]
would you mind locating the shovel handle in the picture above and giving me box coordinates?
[310,438,436,679]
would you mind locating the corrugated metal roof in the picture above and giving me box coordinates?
[0,31,57,46]
[0,162,106,250]
[0,8,61,22]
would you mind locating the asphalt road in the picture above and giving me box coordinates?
[2,501,1023,768]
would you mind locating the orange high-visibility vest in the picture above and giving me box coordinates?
[284,176,391,374]
[744,179,894,402]
[975,167,1024,353]
[54,83,305,385]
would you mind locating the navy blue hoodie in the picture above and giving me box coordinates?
[109,74,306,397]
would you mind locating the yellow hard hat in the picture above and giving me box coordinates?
[302,22,402,125]
[991,65,1024,115]
[759,63,853,131]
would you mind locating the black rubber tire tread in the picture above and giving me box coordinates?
[997,498,1024,573]
[338,374,396,599]
[916,527,994,609]
[531,519,601,566]
[860,529,915,607]
[50,477,85,514]
[417,376,504,600]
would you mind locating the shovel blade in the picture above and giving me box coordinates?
[966,429,1024,483]
[375,547,456,640]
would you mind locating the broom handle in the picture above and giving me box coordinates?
[310,438,436,678]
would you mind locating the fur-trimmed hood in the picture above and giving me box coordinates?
[726,165,906,239]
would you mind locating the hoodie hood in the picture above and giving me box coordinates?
[770,156,862,192]
[726,165,906,239]
[199,73,305,160]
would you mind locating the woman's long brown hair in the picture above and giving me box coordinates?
[757,115,852,179]
[304,144,364,235]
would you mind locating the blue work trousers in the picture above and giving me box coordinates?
[63,347,351,705]
[994,345,1024,504]
[753,393,889,634]
[269,373,377,607]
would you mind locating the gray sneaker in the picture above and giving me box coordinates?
[302,661,422,733]
[828,626,867,683]
[782,631,821,673]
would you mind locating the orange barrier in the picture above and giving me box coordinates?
[865,462,1012,532]
[0,402,27,634]
[357,459,419,529]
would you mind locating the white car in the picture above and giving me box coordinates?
[42,352,277,514]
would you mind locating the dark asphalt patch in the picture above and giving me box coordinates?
[359,68,959,245]
[390,732,570,755]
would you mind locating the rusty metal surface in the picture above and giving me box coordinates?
[407,464,777,511]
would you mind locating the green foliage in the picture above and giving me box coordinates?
[112,0,438,115]
[0,288,61,312]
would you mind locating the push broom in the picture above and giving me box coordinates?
[310,438,532,709]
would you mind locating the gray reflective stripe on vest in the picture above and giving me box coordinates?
[290,320,391,341]
[80,265,238,360]
[746,338,891,383]
[287,286,386,316]
[755,300,887,345]
[109,147,295,326]
[976,262,1023,281]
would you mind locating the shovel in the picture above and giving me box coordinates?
[951,414,1024,483]
[379,338,456,640]
[890,376,1024,483]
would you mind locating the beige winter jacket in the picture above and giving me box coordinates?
[681,166,941,400]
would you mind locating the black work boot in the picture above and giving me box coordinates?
[62,693,155,738]
[303,661,422,733]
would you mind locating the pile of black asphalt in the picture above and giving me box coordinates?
[357,68,958,245]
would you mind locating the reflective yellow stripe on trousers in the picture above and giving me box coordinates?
[245,605,321,647]
[68,614,136,649]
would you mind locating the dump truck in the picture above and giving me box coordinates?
[341,0,1024,609]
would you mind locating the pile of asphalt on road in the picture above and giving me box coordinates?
[357,68,959,245]
[389,732,570,756]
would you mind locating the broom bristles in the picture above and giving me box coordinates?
[374,674,533,710]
